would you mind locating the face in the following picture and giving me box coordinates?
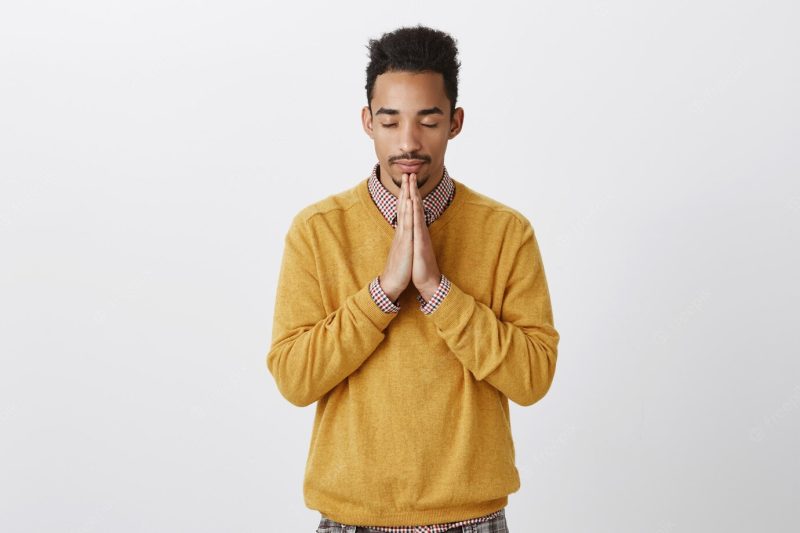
[361,70,464,197]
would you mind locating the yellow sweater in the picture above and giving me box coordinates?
[267,175,560,526]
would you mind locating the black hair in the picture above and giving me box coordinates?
[365,25,461,118]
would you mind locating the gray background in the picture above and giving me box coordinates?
[1,1,798,531]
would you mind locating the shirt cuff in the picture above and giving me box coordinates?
[416,274,451,315]
[370,275,401,314]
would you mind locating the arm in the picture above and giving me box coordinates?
[266,214,399,407]
[426,219,560,406]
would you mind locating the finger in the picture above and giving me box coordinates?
[406,174,414,234]
[405,197,413,235]
[397,173,407,227]
[411,174,422,211]
[412,173,423,203]
[411,178,424,237]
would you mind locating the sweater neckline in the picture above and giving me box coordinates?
[356,171,468,242]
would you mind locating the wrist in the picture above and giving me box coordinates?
[378,275,402,302]
[422,274,442,292]
[417,275,442,301]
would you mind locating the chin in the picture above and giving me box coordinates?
[391,173,428,189]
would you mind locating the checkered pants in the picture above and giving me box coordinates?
[315,508,509,533]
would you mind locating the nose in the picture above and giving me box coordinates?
[398,122,423,155]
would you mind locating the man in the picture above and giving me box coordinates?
[267,25,559,532]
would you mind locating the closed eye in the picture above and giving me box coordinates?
[380,123,438,128]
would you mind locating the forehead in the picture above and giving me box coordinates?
[371,70,448,109]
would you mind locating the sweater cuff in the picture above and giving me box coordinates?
[353,280,400,331]
[426,279,475,330]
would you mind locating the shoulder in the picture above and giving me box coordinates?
[456,180,534,234]
[288,180,365,232]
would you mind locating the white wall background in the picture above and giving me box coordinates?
[1,1,798,531]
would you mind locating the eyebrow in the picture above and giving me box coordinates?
[374,106,444,117]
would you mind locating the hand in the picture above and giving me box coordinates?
[379,173,414,302]
[409,173,442,301]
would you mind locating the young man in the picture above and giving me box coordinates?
[267,25,559,532]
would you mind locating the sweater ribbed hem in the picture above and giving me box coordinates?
[306,492,508,527]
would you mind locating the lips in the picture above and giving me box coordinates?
[394,160,426,173]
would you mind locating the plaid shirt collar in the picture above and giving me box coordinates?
[367,162,455,228]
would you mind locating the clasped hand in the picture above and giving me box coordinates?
[379,173,442,304]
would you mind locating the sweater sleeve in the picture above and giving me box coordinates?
[267,213,399,407]
[426,219,559,406]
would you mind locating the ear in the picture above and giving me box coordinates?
[361,106,374,139]
[448,107,464,139]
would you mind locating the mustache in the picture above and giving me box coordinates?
[389,153,431,163]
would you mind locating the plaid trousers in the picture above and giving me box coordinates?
[315,508,509,532]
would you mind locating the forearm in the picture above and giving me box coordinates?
[268,282,396,407]
[429,281,559,406]
[427,221,559,406]
[267,214,397,407]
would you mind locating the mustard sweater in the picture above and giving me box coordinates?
[267,175,560,526]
